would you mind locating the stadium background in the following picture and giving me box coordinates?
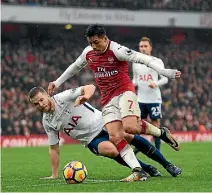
[1,1,212,146]
[1,1,212,192]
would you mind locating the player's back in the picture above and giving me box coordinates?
[42,89,103,145]
[85,41,135,106]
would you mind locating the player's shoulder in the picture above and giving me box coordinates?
[109,41,122,51]
[51,92,66,104]
[109,41,132,59]
[152,56,162,62]
[82,46,93,56]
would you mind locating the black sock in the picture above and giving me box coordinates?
[154,136,161,151]
[131,135,170,168]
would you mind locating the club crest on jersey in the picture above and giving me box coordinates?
[108,56,114,64]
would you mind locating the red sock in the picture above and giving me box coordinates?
[116,140,128,152]
[140,120,147,134]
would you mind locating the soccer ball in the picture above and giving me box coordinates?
[63,161,88,184]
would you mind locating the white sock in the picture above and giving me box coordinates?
[144,121,161,137]
[119,144,140,169]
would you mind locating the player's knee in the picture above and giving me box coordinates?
[109,134,123,145]
[124,124,140,134]
[122,117,140,134]
[104,147,118,157]
[123,122,140,134]
[98,142,119,157]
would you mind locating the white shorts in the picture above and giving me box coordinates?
[102,91,141,125]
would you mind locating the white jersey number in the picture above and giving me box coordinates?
[151,106,161,117]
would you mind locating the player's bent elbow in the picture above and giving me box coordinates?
[83,84,96,94]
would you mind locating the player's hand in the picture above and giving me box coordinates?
[148,82,157,89]
[48,82,56,95]
[40,175,58,180]
[74,95,90,107]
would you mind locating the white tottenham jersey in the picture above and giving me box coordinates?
[132,57,168,103]
[42,87,103,146]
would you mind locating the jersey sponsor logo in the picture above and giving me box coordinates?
[64,116,82,136]
[94,67,118,78]
[139,74,153,81]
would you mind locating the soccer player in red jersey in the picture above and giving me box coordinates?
[48,24,181,182]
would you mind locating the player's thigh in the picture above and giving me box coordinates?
[139,103,148,119]
[102,97,122,126]
[87,130,118,157]
[87,130,109,156]
[119,91,141,134]
[102,99,124,143]
[147,103,162,120]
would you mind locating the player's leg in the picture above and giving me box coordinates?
[102,102,147,181]
[119,91,180,151]
[87,130,160,177]
[124,133,182,177]
[148,103,162,151]
[151,120,161,151]
[133,103,148,154]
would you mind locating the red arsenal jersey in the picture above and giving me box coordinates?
[85,41,135,106]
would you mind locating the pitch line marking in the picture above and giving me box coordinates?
[3,179,120,189]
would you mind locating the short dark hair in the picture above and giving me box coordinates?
[28,87,46,102]
[85,24,106,38]
[140,37,152,47]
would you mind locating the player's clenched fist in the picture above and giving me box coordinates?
[48,82,56,95]
[175,71,181,79]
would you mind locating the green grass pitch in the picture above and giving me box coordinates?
[1,142,212,192]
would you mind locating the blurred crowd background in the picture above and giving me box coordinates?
[2,0,212,11]
[1,1,212,136]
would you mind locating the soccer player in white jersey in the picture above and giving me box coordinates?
[29,84,182,180]
[132,37,168,151]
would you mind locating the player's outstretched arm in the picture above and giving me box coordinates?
[40,144,60,179]
[132,63,138,86]
[48,47,90,95]
[48,60,87,95]
[113,44,181,79]
[74,84,96,106]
